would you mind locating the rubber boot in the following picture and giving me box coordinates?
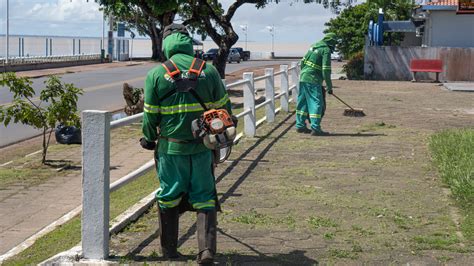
[158,206,179,259]
[196,209,217,265]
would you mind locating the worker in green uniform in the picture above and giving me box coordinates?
[140,24,232,264]
[296,33,338,136]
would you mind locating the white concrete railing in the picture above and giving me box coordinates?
[81,62,300,260]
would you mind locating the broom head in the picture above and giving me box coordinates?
[343,108,365,117]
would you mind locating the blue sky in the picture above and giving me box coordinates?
[0,0,338,43]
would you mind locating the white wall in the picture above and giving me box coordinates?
[426,10,474,48]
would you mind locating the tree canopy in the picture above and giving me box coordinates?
[325,0,413,59]
[99,0,361,76]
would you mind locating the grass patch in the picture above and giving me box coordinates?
[429,128,474,241]
[413,233,459,251]
[231,209,295,228]
[3,171,158,266]
[307,216,338,229]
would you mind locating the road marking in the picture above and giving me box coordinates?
[1,76,146,107]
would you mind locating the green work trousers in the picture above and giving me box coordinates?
[296,82,325,131]
[156,150,216,210]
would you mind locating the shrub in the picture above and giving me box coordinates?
[343,51,365,80]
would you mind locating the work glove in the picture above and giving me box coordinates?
[140,137,156,150]
[326,87,333,95]
[231,115,238,127]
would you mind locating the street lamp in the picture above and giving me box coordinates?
[5,0,9,64]
[239,24,248,51]
[266,25,274,57]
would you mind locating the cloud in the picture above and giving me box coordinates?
[222,1,337,43]
[1,0,338,43]
[0,0,103,36]
[23,0,102,22]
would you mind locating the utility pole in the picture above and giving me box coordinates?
[6,0,10,64]
[266,25,274,58]
[101,12,105,53]
[271,24,274,55]
[240,25,248,50]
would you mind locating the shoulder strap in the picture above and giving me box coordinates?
[162,59,181,79]
[158,60,181,102]
[187,58,208,111]
[188,58,206,80]
[158,58,209,111]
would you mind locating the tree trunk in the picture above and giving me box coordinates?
[150,34,164,61]
[214,44,231,79]
[42,128,47,164]
[149,23,165,61]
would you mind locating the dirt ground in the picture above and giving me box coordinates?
[108,80,473,265]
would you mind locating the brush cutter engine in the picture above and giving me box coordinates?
[192,109,236,151]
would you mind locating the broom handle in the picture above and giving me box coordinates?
[331,93,356,111]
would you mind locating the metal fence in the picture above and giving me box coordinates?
[80,62,300,259]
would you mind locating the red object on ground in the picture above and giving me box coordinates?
[410,59,443,82]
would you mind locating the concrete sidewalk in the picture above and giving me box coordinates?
[444,82,474,92]
[109,80,473,264]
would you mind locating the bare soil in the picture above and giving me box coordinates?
[109,80,473,265]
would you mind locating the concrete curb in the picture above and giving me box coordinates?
[39,190,157,265]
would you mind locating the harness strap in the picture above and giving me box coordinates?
[159,58,208,110]
[162,60,181,78]
[188,58,206,80]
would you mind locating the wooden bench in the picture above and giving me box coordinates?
[410,59,443,83]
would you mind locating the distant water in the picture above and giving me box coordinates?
[0,35,307,59]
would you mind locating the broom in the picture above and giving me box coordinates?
[330,93,366,117]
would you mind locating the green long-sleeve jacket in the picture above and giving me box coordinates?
[300,33,337,89]
[142,32,232,155]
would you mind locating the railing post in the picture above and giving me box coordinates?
[290,62,299,103]
[82,110,111,260]
[265,68,275,123]
[243,72,256,137]
[280,65,289,112]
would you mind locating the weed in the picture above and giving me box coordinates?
[328,249,357,259]
[231,210,296,229]
[393,212,412,230]
[324,232,335,240]
[436,255,453,262]
[351,225,375,236]
[351,243,363,253]
[149,250,159,259]
[307,216,338,229]
[413,233,459,250]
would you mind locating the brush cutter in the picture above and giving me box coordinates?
[330,92,366,117]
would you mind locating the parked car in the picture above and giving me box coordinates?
[331,52,342,62]
[228,48,241,63]
[234,47,250,61]
[203,48,218,61]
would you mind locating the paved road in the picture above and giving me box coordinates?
[0,60,294,147]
